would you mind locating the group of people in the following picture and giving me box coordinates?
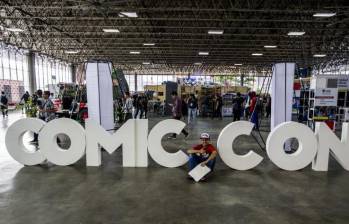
[122,92,149,121]
[199,94,223,119]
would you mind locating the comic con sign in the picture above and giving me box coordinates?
[5,118,349,172]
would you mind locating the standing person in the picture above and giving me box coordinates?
[233,92,244,121]
[30,90,45,144]
[123,91,133,122]
[0,92,8,117]
[181,95,188,120]
[249,91,259,130]
[265,95,271,118]
[40,91,56,122]
[214,93,223,119]
[136,94,144,119]
[132,94,139,118]
[142,95,148,119]
[187,94,198,124]
[168,91,189,139]
[20,91,30,114]
[187,133,217,181]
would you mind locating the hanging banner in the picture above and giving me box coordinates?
[315,88,338,106]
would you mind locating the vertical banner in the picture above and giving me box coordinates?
[271,63,295,130]
[86,61,114,131]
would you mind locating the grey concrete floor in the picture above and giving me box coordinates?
[1,111,349,224]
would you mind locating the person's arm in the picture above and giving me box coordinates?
[187,147,205,154]
[200,151,218,166]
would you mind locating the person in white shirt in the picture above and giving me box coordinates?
[123,92,133,121]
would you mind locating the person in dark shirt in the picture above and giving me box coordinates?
[213,94,223,119]
[168,91,189,139]
[187,94,198,124]
[187,133,217,180]
[0,91,8,117]
[233,92,244,121]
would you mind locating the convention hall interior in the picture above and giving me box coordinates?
[0,0,349,223]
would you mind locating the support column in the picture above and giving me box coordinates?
[27,51,36,94]
[71,64,77,83]
[135,72,138,92]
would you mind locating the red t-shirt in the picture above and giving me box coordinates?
[249,97,257,113]
[193,144,217,154]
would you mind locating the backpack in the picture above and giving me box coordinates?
[1,95,8,105]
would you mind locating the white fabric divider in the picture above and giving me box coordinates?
[271,63,295,130]
[86,61,114,131]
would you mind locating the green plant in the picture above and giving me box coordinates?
[25,97,38,118]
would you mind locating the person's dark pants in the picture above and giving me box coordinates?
[134,108,139,118]
[171,116,188,137]
[213,107,222,119]
[139,109,146,119]
[266,108,271,118]
[1,106,8,116]
[124,113,132,122]
[233,109,241,121]
[33,117,45,142]
[189,154,216,171]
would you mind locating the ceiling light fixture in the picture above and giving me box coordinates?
[6,27,24,32]
[287,31,305,36]
[130,51,140,54]
[142,62,151,65]
[313,54,326,57]
[119,12,138,18]
[198,52,209,56]
[194,62,202,65]
[208,30,224,35]
[143,43,155,46]
[313,13,336,17]
[252,53,263,56]
[103,28,120,33]
[234,63,243,66]
[264,45,277,48]
[65,50,79,54]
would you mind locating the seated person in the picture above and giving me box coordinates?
[187,133,217,173]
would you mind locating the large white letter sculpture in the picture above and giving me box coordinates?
[313,122,349,171]
[86,119,148,167]
[266,121,317,171]
[5,118,46,165]
[147,119,189,167]
[217,121,263,170]
[39,118,86,166]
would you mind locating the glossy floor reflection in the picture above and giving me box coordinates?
[1,111,349,224]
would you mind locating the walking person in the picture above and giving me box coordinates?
[187,94,198,124]
[0,92,8,118]
[168,91,189,139]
